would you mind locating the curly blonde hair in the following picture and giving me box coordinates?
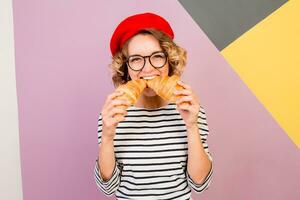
[109,29,187,88]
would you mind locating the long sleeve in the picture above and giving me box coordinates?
[186,106,213,193]
[93,114,121,196]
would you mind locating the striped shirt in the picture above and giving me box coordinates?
[94,103,213,200]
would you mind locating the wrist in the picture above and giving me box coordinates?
[186,123,199,139]
[186,123,198,130]
[102,135,114,144]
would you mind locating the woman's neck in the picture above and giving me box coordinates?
[134,94,169,109]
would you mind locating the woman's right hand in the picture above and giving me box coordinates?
[101,90,130,140]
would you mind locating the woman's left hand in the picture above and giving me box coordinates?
[174,80,200,129]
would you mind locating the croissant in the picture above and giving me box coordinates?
[115,79,147,112]
[146,75,189,106]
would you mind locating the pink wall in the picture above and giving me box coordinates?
[13,0,299,199]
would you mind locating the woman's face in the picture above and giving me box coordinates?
[126,33,169,97]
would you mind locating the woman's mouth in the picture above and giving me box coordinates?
[142,75,157,80]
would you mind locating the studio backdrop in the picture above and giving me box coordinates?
[1,0,299,200]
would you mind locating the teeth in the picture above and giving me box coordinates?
[142,76,157,80]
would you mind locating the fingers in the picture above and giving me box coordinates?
[104,107,128,125]
[102,98,130,118]
[102,107,127,128]
[173,85,200,105]
[110,107,128,117]
[107,99,131,112]
[104,90,124,107]
[109,90,124,100]
[173,89,192,96]
[177,102,191,111]
[101,90,130,128]
[177,80,191,90]
[176,96,193,105]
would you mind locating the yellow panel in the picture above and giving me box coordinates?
[221,0,300,148]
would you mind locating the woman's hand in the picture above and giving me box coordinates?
[101,90,130,140]
[174,80,200,129]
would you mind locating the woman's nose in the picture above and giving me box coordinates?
[141,57,154,72]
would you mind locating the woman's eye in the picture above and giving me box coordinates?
[153,54,164,58]
[130,58,142,62]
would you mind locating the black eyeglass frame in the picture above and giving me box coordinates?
[125,51,168,72]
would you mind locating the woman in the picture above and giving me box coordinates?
[94,12,213,200]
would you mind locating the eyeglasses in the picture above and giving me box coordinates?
[126,51,168,71]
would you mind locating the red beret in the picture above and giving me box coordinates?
[110,12,174,56]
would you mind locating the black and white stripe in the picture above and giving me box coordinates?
[94,103,213,199]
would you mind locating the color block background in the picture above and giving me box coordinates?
[1,0,299,200]
[221,0,300,149]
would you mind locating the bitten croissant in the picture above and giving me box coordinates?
[146,75,189,106]
[115,79,147,111]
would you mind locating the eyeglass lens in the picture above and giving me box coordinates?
[127,52,167,71]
